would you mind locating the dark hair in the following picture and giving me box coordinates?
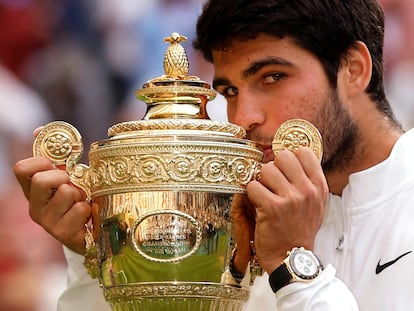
[193,0,396,121]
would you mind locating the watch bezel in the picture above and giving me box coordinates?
[287,247,321,280]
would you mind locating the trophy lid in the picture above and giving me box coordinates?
[108,32,246,139]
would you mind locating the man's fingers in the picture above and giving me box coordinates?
[13,147,91,255]
[14,157,57,200]
[257,150,308,197]
[55,200,92,254]
[29,185,91,255]
[295,147,327,188]
[33,126,43,137]
[273,149,307,184]
[29,170,71,209]
[246,180,280,220]
[28,171,85,234]
[258,148,325,197]
[256,161,288,196]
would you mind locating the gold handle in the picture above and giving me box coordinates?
[272,119,323,162]
[33,121,92,199]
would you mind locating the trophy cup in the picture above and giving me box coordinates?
[33,33,264,311]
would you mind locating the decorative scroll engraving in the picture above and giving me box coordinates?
[81,149,261,197]
[168,155,197,181]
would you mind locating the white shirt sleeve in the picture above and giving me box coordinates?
[57,246,111,311]
[243,264,359,311]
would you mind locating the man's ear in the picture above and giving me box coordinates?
[340,41,373,97]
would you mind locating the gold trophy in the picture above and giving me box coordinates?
[33,33,323,311]
[34,33,263,311]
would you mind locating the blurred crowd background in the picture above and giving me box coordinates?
[0,0,413,310]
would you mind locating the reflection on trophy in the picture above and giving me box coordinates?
[34,33,264,311]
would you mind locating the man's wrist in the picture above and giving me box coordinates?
[268,247,323,293]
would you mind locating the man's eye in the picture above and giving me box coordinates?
[263,73,286,84]
[223,86,238,97]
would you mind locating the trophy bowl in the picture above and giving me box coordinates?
[33,33,263,311]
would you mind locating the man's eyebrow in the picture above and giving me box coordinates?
[212,77,231,90]
[212,57,294,89]
[242,57,294,78]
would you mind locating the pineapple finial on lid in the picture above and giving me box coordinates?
[135,32,216,120]
[163,32,189,78]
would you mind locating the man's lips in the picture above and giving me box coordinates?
[262,146,274,163]
[247,136,274,162]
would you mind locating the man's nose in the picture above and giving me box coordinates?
[228,93,264,131]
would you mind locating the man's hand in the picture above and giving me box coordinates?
[230,194,256,274]
[247,147,328,274]
[14,157,91,254]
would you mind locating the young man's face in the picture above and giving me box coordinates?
[211,34,354,164]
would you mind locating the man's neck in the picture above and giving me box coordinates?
[326,118,403,196]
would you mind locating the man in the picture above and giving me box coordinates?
[14,0,414,310]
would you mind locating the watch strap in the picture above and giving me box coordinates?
[268,263,292,293]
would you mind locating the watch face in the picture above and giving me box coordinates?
[289,249,320,279]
